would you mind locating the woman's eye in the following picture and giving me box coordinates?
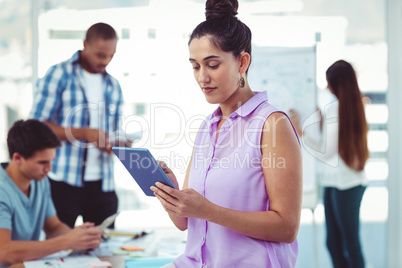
[191,64,200,70]
[209,64,219,69]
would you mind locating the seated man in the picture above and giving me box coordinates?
[0,120,103,267]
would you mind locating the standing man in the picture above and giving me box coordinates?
[30,22,125,228]
[0,120,102,267]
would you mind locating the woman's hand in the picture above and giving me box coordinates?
[151,182,213,220]
[157,161,180,189]
[152,161,190,230]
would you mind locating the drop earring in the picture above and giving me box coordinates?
[239,77,245,88]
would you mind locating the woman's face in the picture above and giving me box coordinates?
[189,36,241,104]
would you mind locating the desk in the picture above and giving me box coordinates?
[9,226,185,268]
[9,255,128,268]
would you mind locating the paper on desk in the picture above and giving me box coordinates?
[40,250,72,259]
[89,239,127,257]
[24,255,100,268]
[89,229,140,257]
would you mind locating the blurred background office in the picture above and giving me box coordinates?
[1,0,401,267]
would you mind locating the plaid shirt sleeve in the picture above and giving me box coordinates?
[30,64,66,122]
[115,81,124,130]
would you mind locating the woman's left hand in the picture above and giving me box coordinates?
[151,182,213,220]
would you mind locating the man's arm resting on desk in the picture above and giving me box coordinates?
[0,217,102,266]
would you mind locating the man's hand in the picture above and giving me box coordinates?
[63,222,103,251]
[84,129,113,154]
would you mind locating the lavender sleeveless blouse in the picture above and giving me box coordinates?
[173,92,298,268]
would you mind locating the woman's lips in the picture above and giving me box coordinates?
[203,87,215,94]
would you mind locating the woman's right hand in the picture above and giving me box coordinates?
[151,181,214,221]
[153,161,191,231]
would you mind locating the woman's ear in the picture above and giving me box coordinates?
[239,52,251,74]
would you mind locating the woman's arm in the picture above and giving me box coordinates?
[289,107,339,161]
[152,113,303,243]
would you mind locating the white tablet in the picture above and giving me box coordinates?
[98,212,120,230]
[108,129,145,146]
[112,147,176,196]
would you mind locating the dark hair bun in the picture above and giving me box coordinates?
[205,0,238,20]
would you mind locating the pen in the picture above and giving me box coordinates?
[133,231,149,239]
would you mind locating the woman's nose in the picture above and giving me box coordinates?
[197,67,210,83]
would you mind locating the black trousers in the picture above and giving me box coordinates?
[49,179,118,228]
[324,186,366,268]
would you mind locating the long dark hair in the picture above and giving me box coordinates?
[326,60,369,171]
[189,0,252,72]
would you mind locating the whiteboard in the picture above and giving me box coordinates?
[248,45,319,210]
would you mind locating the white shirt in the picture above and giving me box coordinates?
[303,100,368,190]
[82,70,104,181]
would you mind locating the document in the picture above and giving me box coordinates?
[24,255,100,268]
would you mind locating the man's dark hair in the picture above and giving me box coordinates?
[7,120,61,159]
[85,22,117,42]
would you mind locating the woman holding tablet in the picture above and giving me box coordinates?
[150,0,302,267]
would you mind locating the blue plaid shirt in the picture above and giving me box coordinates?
[29,51,123,192]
